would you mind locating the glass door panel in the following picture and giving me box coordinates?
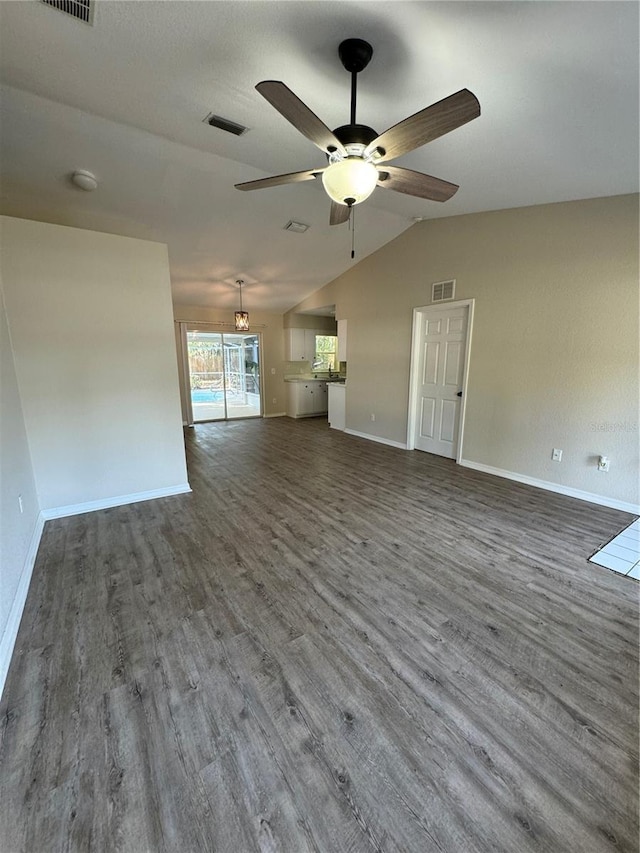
[187,331,225,422]
[186,329,261,422]
[224,333,261,419]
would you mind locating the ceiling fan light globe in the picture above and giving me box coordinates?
[321,158,378,206]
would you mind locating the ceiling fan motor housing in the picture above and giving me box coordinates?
[328,125,384,167]
[333,124,378,148]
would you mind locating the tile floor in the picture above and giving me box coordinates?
[589,518,640,579]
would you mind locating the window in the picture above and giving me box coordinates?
[314,335,337,370]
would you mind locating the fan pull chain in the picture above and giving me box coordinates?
[351,206,356,259]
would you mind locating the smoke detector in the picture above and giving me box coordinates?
[71,170,98,191]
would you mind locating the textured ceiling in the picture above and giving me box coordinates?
[0,1,638,313]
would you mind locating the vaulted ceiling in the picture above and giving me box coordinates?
[1,1,638,313]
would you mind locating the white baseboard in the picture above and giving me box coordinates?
[264,412,287,418]
[41,483,192,520]
[0,512,45,701]
[458,459,639,515]
[344,428,408,451]
[287,413,328,420]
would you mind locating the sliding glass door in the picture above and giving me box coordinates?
[186,329,261,422]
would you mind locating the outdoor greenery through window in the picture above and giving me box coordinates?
[315,335,337,370]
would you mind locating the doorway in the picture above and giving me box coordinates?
[186,329,261,422]
[407,300,474,460]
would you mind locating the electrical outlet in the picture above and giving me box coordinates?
[272,397,277,405]
[598,456,610,472]
[270,368,276,375]
[552,448,562,462]
[370,413,376,422]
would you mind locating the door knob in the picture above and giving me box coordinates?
[457,391,462,397]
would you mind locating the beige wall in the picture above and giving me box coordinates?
[172,304,286,419]
[284,313,337,332]
[286,195,639,508]
[1,216,189,511]
[0,272,40,690]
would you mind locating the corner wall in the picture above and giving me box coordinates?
[0,272,41,696]
[286,195,639,510]
[1,216,189,513]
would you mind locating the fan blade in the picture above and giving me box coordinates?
[256,81,347,155]
[235,169,322,192]
[330,201,351,226]
[364,89,480,161]
[377,166,459,202]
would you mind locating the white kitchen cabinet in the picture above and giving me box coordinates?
[286,381,328,418]
[328,382,346,430]
[286,328,318,361]
[316,381,328,412]
[286,328,306,360]
[337,319,347,362]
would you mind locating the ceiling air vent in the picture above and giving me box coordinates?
[284,221,309,234]
[203,114,248,136]
[42,0,93,24]
[432,279,456,302]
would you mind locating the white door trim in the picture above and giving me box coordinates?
[177,321,194,426]
[406,299,475,461]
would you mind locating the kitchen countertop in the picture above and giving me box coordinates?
[284,375,346,383]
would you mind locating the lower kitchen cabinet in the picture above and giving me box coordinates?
[286,381,328,418]
[328,382,346,430]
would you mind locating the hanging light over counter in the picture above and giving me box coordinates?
[234,279,249,331]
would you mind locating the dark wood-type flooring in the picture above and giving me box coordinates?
[1,417,638,852]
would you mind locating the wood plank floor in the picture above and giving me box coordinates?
[1,416,638,853]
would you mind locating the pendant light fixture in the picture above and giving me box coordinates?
[234,279,249,331]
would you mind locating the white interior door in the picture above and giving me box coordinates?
[413,304,469,458]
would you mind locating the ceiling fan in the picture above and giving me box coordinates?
[235,38,480,225]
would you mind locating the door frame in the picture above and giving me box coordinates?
[177,322,194,426]
[406,298,475,461]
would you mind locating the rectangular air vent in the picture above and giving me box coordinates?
[42,0,93,24]
[203,114,248,136]
[432,279,456,302]
[284,221,309,233]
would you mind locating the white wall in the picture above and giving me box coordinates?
[286,195,639,511]
[1,216,189,513]
[0,273,41,693]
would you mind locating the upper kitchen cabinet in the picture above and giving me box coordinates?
[286,328,319,361]
[286,328,339,364]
